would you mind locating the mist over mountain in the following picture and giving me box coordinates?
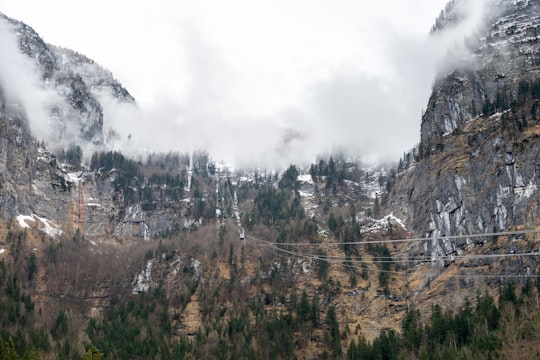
[0,12,134,158]
[0,1,500,167]
[3,1,540,359]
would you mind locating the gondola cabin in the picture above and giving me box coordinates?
[240,229,245,240]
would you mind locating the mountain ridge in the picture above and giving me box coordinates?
[1,2,540,358]
[0,11,134,154]
[387,0,540,264]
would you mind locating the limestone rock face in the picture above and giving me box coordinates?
[0,12,186,241]
[421,0,540,143]
[0,132,188,240]
[0,12,134,152]
[388,0,540,263]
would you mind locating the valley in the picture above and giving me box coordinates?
[2,0,540,358]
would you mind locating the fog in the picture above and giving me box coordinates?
[0,20,61,141]
[101,0,492,168]
[0,0,496,168]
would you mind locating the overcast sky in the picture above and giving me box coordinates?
[0,0,461,167]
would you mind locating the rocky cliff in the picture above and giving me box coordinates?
[421,0,540,143]
[0,12,193,241]
[4,3,540,356]
[0,12,133,152]
[387,0,540,267]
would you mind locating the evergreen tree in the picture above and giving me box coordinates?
[326,306,341,357]
[83,345,104,360]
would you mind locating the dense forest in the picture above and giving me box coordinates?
[2,216,540,359]
[1,154,539,359]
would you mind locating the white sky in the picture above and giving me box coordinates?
[0,0,454,167]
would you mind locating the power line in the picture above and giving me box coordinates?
[258,229,540,247]
[243,233,540,279]
[233,177,540,280]
[285,251,540,263]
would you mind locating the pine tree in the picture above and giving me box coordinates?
[83,345,104,360]
[4,337,18,360]
[326,306,341,357]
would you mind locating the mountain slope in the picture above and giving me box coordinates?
[0,11,134,153]
[387,0,540,267]
[3,1,540,359]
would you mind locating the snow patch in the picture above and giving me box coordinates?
[301,261,311,274]
[361,213,407,233]
[297,174,313,185]
[16,214,63,238]
[0,249,5,255]
[65,172,82,183]
[16,215,34,229]
[514,182,537,199]
[191,258,202,278]
[143,223,150,241]
[37,147,50,162]
[133,259,154,294]
[298,190,314,199]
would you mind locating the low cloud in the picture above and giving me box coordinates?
[0,20,60,140]
[0,0,501,169]
[106,0,496,168]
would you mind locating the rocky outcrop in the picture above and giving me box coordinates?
[0,11,134,152]
[0,12,189,241]
[421,0,540,143]
[388,0,540,265]
[132,253,202,294]
[0,94,187,241]
[389,118,540,261]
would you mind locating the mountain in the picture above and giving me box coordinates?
[0,12,134,153]
[2,1,540,359]
[387,0,540,267]
[0,11,144,228]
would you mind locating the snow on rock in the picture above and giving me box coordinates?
[298,190,314,199]
[297,174,318,217]
[0,249,5,255]
[361,213,407,234]
[143,223,150,242]
[16,215,34,229]
[344,179,360,187]
[133,259,154,294]
[132,254,202,294]
[191,258,202,278]
[65,172,83,183]
[37,147,51,163]
[301,260,311,274]
[16,214,63,238]
[297,174,314,185]
[514,182,537,199]
[362,170,385,199]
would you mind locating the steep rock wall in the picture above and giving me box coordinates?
[388,0,540,262]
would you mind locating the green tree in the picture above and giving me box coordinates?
[63,144,83,166]
[317,250,328,281]
[326,306,341,357]
[51,310,68,340]
[297,292,310,324]
[328,213,337,234]
[402,307,422,352]
[27,253,37,281]
[279,165,299,190]
[4,337,18,360]
[83,345,104,360]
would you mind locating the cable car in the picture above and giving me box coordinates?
[240,228,245,240]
